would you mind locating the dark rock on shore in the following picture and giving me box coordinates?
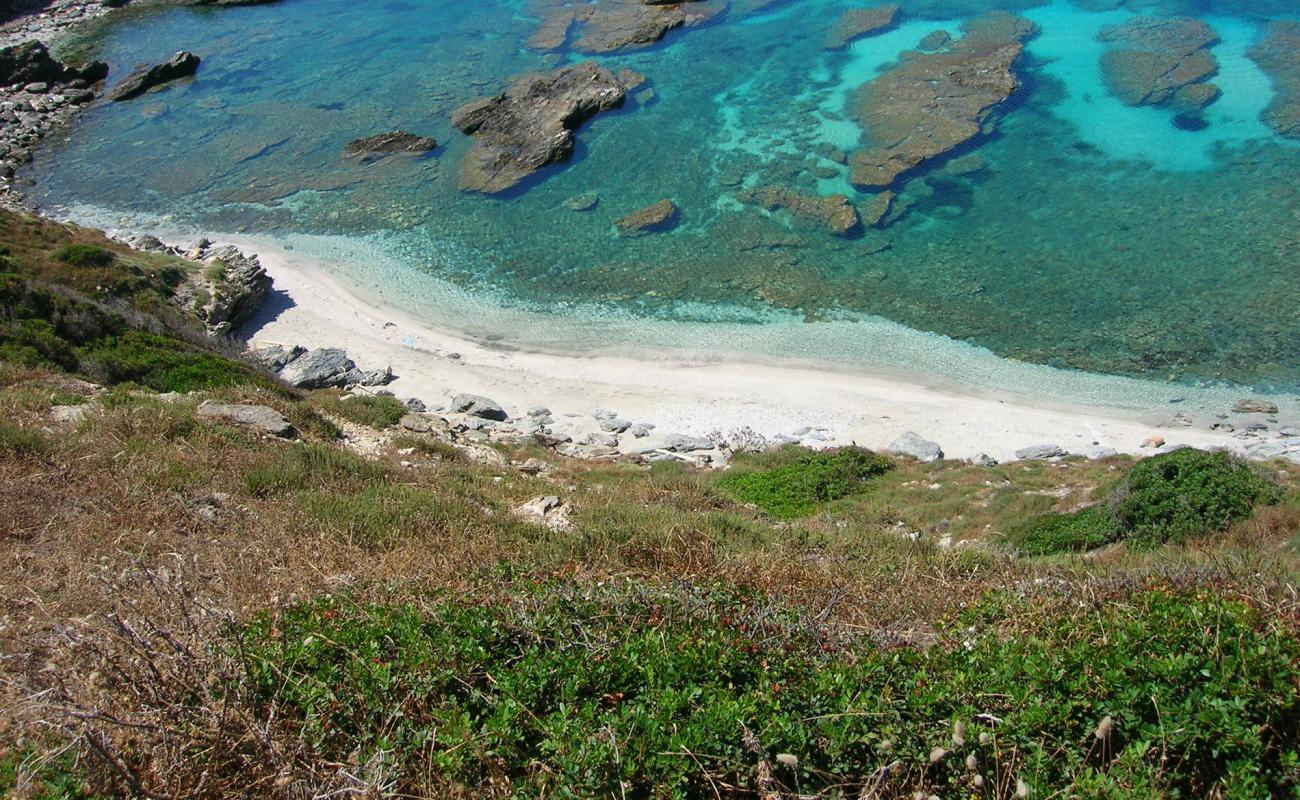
[1098,18,1220,116]
[848,12,1036,191]
[0,40,104,200]
[108,50,200,101]
[0,39,103,84]
[343,131,437,161]
[451,393,510,421]
[526,0,723,54]
[738,185,861,236]
[825,4,899,50]
[616,199,679,236]
[451,62,640,194]
[1248,22,1300,140]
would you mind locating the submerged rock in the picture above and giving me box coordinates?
[848,12,1036,191]
[1248,22,1300,140]
[738,186,862,237]
[108,51,201,102]
[1233,399,1279,414]
[1098,18,1220,116]
[825,4,900,50]
[561,192,600,211]
[616,199,679,236]
[451,62,640,194]
[342,131,437,161]
[526,0,724,54]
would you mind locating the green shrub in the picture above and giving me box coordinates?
[82,331,257,393]
[53,244,115,268]
[318,392,408,429]
[718,447,893,517]
[1112,448,1280,544]
[1012,449,1280,554]
[243,443,387,497]
[243,585,1300,798]
[0,419,49,457]
[1009,506,1125,556]
[0,318,78,371]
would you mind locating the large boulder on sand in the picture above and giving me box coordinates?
[888,431,944,462]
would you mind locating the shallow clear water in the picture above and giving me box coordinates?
[29,0,1300,391]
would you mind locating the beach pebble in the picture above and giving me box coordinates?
[629,423,654,438]
[599,417,632,433]
[1279,426,1299,437]
[888,432,944,462]
[527,405,551,417]
[1141,435,1164,449]
[591,408,618,420]
[405,397,427,412]
[970,453,998,467]
[1086,445,1119,459]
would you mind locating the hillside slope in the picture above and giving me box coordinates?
[1,211,1298,798]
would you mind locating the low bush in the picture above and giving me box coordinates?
[243,442,388,498]
[317,392,408,429]
[53,244,115,268]
[239,584,1300,798]
[0,419,49,457]
[1012,449,1279,554]
[82,331,258,393]
[718,446,892,517]
[1009,506,1125,556]
[1112,447,1280,544]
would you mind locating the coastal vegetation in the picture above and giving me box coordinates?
[1,209,1298,798]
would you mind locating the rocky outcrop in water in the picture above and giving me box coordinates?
[1248,21,1300,140]
[343,131,437,161]
[526,0,723,53]
[616,199,679,236]
[848,12,1036,191]
[177,244,273,336]
[1098,17,1220,118]
[451,62,640,194]
[738,185,861,236]
[825,4,899,50]
[107,50,200,101]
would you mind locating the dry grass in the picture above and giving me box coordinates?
[0,369,1297,797]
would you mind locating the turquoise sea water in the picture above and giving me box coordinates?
[28,0,1300,391]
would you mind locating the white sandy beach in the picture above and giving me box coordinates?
[214,234,1293,463]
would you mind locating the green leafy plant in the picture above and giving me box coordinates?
[718,446,893,517]
[242,584,1300,799]
[53,244,115,268]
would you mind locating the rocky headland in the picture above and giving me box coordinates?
[451,62,642,194]
[847,12,1036,192]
